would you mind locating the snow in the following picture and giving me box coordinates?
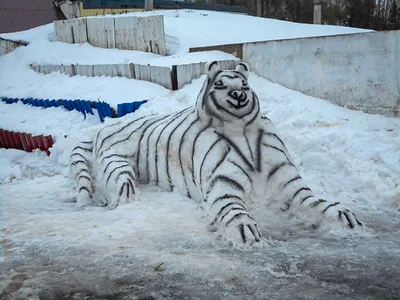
[0,24,53,44]
[1,10,399,300]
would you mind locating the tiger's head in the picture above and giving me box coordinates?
[196,61,260,127]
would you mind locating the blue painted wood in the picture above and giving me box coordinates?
[1,97,147,122]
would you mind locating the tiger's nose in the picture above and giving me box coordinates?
[229,90,247,101]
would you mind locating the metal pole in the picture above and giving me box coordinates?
[145,0,153,11]
[256,0,262,17]
[314,1,322,24]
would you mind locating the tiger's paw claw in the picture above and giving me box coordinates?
[224,216,265,250]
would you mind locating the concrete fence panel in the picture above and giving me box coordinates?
[139,64,151,82]
[30,64,40,72]
[243,30,400,117]
[218,60,238,71]
[41,65,62,74]
[189,43,244,59]
[138,15,167,56]
[54,19,88,44]
[114,16,141,51]
[30,59,239,91]
[175,60,238,89]
[86,18,115,49]
[60,65,73,76]
[116,64,130,78]
[175,63,202,90]
[76,65,94,77]
[105,64,119,77]
[54,20,73,43]
[93,64,114,77]
[0,38,27,56]
[114,15,166,55]
[54,16,166,55]
[149,65,173,90]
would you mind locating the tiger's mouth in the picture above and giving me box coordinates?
[227,99,249,109]
[227,90,249,109]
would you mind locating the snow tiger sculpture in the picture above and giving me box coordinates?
[69,61,363,248]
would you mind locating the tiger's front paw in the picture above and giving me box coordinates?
[324,204,364,230]
[223,214,264,250]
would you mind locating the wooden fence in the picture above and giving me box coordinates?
[30,60,238,91]
[54,15,167,55]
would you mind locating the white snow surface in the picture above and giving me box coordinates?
[0,10,399,300]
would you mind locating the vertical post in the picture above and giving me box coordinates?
[314,2,322,24]
[145,0,153,11]
[256,0,262,17]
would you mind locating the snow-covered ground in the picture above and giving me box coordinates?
[1,10,399,300]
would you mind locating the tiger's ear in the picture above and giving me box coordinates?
[235,62,249,80]
[205,61,221,78]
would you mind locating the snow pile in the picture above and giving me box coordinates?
[0,101,100,137]
[0,23,54,43]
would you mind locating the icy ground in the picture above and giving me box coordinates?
[1,10,399,300]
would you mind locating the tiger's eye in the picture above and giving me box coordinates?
[215,80,223,86]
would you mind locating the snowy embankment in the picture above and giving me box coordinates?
[0,10,398,300]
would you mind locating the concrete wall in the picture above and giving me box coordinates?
[190,43,244,59]
[54,15,166,55]
[243,30,400,117]
[54,18,88,44]
[86,18,115,48]
[0,38,27,56]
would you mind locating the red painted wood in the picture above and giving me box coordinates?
[0,129,54,156]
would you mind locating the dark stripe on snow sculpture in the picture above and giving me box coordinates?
[68,60,364,249]
[155,107,193,186]
[178,117,200,198]
[165,111,195,191]
[136,114,170,182]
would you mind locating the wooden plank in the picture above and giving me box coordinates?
[87,18,115,49]
[129,63,135,79]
